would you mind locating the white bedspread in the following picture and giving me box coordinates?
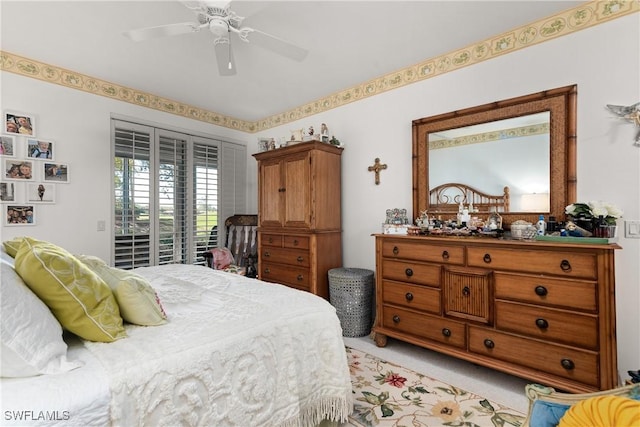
[83,264,353,427]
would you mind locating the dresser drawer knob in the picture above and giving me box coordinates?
[561,358,575,370]
[264,251,271,257]
[392,315,401,323]
[268,237,273,243]
[442,328,451,337]
[297,256,304,262]
[560,259,572,272]
[462,286,470,296]
[405,292,414,301]
[535,318,549,329]
[483,338,495,349]
[442,250,450,260]
[393,246,399,255]
[405,268,414,277]
[264,268,271,274]
[483,253,492,263]
[296,274,303,281]
[293,239,299,246]
[534,286,548,296]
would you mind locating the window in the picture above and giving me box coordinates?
[112,119,245,268]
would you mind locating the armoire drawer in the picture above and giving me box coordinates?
[494,272,597,312]
[495,300,598,349]
[382,306,465,348]
[261,234,283,247]
[284,235,309,250]
[261,247,310,267]
[468,326,599,387]
[467,247,597,279]
[381,259,441,287]
[382,280,441,314]
[260,262,310,290]
[381,240,464,265]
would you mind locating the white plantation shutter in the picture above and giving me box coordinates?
[112,118,246,268]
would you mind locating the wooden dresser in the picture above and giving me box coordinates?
[253,142,343,299]
[373,234,620,393]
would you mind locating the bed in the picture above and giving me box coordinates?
[428,182,510,213]
[0,238,353,426]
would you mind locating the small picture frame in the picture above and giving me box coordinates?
[4,111,36,137]
[43,162,69,183]
[0,182,18,203]
[26,138,54,160]
[1,135,16,157]
[5,205,36,226]
[26,182,55,203]
[3,159,35,181]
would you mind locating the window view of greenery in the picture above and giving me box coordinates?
[113,125,219,268]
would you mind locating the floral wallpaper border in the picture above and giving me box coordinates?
[1,1,637,134]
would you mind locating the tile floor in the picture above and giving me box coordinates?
[343,335,531,414]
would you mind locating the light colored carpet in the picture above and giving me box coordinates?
[344,336,530,416]
[343,346,526,426]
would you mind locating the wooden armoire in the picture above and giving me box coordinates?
[253,141,343,299]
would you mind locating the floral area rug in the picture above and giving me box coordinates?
[345,347,526,427]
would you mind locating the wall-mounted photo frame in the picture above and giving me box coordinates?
[26,138,54,160]
[43,162,69,183]
[1,135,16,157]
[3,159,35,181]
[26,182,55,204]
[0,182,18,203]
[4,111,36,137]
[5,205,35,226]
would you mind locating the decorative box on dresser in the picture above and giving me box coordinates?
[373,234,620,393]
[253,141,343,299]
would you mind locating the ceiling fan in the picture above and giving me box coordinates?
[123,1,308,76]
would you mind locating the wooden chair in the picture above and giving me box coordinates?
[202,214,258,277]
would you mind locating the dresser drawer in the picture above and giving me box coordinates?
[381,259,441,287]
[382,305,466,348]
[261,247,310,267]
[494,272,597,312]
[382,240,464,265]
[284,235,309,250]
[261,233,283,247]
[260,262,310,290]
[382,280,441,314]
[468,326,599,387]
[467,247,597,279]
[495,301,598,349]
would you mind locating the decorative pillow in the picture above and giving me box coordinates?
[3,236,32,258]
[77,255,167,326]
[209,247,235,270]
[1,262,82,377]
[529,400,572,427]
[14,238,126,343]
[558,395,640,427]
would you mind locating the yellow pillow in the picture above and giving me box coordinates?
[3,236,33,258]
[14,238,126,343]
[77,255,167,326]
[559,395,640,427]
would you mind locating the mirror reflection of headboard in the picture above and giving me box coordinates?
[429,182,509,214]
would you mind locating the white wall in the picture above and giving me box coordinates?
[253,15,640,380]
[0,75,249,260]
[2,12,638,384]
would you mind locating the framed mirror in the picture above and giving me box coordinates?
[412,85,576,228]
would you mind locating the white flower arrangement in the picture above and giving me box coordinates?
[565,201,623,225]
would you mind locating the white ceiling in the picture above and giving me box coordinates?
[1,0,584,123]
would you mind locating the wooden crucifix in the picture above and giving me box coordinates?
[367,158,387,185]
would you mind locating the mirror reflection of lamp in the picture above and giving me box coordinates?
[521,193,550,212]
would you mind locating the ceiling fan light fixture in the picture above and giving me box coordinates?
[209,18,228,37]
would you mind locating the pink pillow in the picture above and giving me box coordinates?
[209,247,235,270]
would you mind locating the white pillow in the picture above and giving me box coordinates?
[0,262,82,377]
[0,244,14,267]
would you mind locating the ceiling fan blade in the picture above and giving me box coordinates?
[123,22,201,42]
[213,37,237,76]
[243,28,308,61]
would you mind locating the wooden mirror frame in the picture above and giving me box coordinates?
[412,85,577,228]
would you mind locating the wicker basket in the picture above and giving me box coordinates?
[328,268,374,337]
